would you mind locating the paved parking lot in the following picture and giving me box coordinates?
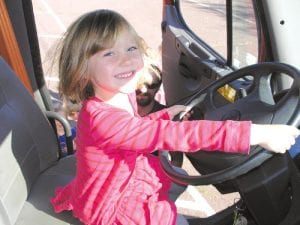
[32,0,162,91]
[32,0,239,220]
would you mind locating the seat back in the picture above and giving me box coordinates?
[0,58,59,225]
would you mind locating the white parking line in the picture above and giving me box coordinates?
[175,186,216,216]
[38,34,64,39]
[40,0,66,32]
[45,76,59,82]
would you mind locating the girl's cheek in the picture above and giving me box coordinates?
[134,51,144,67]
[137,57,144,71]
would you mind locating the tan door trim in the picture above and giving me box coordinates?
[0,0,33,93]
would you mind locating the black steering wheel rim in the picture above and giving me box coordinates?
[159,62,300,186]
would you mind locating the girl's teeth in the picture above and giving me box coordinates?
[117,73,132,78]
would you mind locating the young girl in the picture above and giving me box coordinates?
[51,9,299,225]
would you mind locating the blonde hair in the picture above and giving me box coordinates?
[58,9,146,103]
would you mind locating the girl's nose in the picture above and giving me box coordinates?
[120,54,132,65]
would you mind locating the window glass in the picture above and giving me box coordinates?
[179,0,227,58]
[179,0,258,69]
[232,0,258,68]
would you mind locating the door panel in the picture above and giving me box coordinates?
[162,4,232,106]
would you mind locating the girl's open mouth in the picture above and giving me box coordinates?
[115,71,135,79]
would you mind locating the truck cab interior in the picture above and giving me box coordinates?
[0,0,300,225]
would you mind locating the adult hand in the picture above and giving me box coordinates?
[167,105,192,120]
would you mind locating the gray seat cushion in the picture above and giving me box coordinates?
[15,156,83,225]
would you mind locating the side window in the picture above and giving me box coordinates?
[179,0,259,69]
[232,0,258,68]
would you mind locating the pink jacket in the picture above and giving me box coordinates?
[51,94,251,225]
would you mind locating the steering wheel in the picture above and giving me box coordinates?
[159,62,300,186]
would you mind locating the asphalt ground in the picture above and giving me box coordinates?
[32,0,239,221]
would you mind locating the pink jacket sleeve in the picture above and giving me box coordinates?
[79,101,251,155]
[142,108,170,120]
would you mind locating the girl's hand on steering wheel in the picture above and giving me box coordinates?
[250,124,300,153]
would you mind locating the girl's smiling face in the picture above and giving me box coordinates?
[88,29,144,100]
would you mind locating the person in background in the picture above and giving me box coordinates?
[62,98,81,124]
[57,98,81,153]
[136,62,165,116]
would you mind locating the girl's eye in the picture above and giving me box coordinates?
[128,46,138,52]
[103,51,114,57]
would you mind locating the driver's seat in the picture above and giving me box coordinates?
[0,58,82,224]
